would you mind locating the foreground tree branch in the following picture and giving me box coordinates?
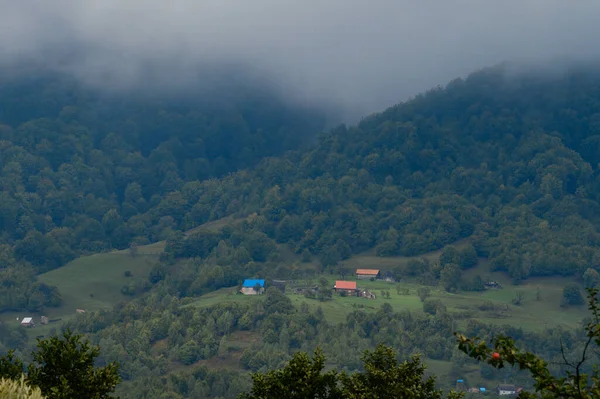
[455,288,600,398]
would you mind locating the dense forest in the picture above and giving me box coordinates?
[3,64,600,397]
[0,70,327,312]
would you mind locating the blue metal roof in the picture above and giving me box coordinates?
[242,279,265,288]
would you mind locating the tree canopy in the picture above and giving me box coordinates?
[0,330,120,399]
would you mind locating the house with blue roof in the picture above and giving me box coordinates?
[240,279,265,295]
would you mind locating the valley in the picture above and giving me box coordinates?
[2,64,600,398]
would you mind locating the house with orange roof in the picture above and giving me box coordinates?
[334,280,358,296]
[355,269,380,280]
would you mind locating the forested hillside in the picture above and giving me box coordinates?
[155,64,600,286]
[0,70,327,312]
[4,64,600,398]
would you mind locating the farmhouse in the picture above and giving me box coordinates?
[334,280,357,295]
[240,279,265,295]
[20,317,35,328]
[355,269,380,280]
[496,384,517,396]
[485,281,502,289]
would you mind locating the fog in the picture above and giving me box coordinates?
[2,0,600,120]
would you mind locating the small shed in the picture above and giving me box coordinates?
[356,269,381,280]
[485,281,502,289]
[76,309,86,314]
[241,279,265,295]
[40,316,49,325]
[20,317,35,328]
[272,280,287,293]
[334,281,358,295]
[496,384,517,396]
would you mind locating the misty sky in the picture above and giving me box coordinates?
[2,0,600,118]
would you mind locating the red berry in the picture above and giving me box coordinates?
[492,352,500,360]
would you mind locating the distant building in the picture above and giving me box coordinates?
[355,269,380,280]
[20,317,35,328]
[40,316,49,325]
[496,384,517,396]
[485,281,502,289]
[359,290,376,299]
[76,309,86,314]
[241,279,265,295]
[272,280,287,293]
[334,281,358,295]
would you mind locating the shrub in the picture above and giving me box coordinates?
[0,376,45,399]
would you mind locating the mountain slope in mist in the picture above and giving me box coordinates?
[52,63,600,399]
[0,69,327,312]
[157,63,600,284]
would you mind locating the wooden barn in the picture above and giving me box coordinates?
[20,317,35,328]
[334,281,358,295]
[355,269,380,280]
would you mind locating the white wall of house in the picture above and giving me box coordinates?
[498,389,516,395]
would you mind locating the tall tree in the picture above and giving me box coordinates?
[0,330,121,399]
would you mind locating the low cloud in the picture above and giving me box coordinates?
[2,0,600,118]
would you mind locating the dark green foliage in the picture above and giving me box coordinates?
[423,299,446,315]
[340,345,462,399]
[0,351,24,381]
[0,330,120,399]
[264,287,295,315]
[417,287,431,302]
[439,264,462,292]
[583,268,600,288]
[0,71,326,311]
[317,278,333,301]
[238,348,341,399]
[239,344,463,399]
[457,245,478,269]
[6,64,600,397]
[0,266,62,312]
[562,283,585,306]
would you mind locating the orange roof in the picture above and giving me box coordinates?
[335,281,357,290]
[355,269,380,275]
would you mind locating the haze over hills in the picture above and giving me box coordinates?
[2,61,600,397]
[0,68,328,313]
[4,0,600,117]
[2,1,600,397]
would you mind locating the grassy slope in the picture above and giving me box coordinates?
[6,218,588,390]
[184,247,589,391]
[0,216,241,334]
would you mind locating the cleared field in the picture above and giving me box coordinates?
[0,217,243,329]
[184,257,589,333]
[38,252,158,318]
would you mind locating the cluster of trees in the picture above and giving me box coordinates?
[0,70,327,311]
[116,65,600,287]
[5,63,600,396]
[3,65,600,311]
[0,330,120,399]
[2,288,600,398]
[45,284,592,398]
